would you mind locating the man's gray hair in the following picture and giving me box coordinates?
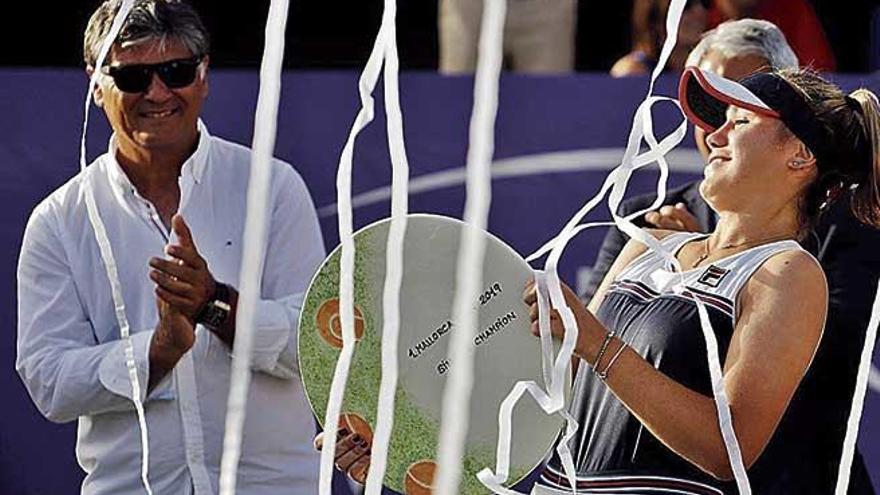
[686,18,799,70]
[83,0,209,67]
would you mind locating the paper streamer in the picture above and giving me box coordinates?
[434,0,506,493]
[475,273,580,495]
[363,0,411,492]
[835,281,880,494]
[78,2,154,494]
[84,180,154,495]
[317,26,385,493]
[218,0,289,493]
[80,0,136,172]
[317,3,415,493]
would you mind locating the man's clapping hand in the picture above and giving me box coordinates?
[148,214,217,320]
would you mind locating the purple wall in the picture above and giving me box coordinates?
[2,69,878,493]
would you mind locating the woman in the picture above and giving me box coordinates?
[527,67,880,494]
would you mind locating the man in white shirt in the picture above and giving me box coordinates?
[16,1,325,493]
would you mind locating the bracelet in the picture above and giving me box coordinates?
[592,331,615,371]
[597,341,629,381]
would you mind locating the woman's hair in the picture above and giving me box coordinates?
[776,68,880,231]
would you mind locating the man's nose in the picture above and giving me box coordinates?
[144,72,173,100]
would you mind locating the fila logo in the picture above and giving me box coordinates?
[698,265,729,287]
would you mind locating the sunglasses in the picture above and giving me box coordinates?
[102,56,204,93]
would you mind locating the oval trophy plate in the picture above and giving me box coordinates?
[298,214,568,494]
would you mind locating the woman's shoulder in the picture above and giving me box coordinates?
[744,247,828,305]
[760,247,825,283]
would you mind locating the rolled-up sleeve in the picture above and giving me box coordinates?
[16,204,172,423]
[246,164,325,379]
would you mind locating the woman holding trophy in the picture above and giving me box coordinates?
[525,67,880,494]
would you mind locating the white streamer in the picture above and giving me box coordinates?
[78,2,153,494]
[476,271,579,495]
[435,0,506,492]
[80,0,135,172]
[317,16,393,495]
[363,0,411,491]
[84,179,154,495]
[835,281,880,494]
[218,0,289,493]
[692,292,750,491]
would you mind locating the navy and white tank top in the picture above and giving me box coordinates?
[536,232,809,495]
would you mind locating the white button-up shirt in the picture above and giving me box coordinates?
[17,122,325,494]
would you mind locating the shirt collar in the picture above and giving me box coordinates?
[105,119,212,195]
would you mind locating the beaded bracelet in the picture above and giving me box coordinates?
[592,331,616,372]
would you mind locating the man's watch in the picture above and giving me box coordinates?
[196,282,232,330]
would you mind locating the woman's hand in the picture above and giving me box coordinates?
[522,278,605,363]
[313,413,374,484]
[313,430,371,484]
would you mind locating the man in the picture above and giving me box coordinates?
[16,1,325,493]
[585,18,877,493]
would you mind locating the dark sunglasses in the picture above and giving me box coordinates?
[102,56,203,93]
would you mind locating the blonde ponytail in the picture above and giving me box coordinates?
[848,89,880,228]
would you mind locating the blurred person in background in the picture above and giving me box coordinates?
[708,0,836,71]
[439,0,577,74]
[612,0,836,77]
[611,0,711,77]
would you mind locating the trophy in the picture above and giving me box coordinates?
[299,214,568,494]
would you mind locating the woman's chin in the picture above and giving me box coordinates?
[702,163,717,179]
[698,179,719,206]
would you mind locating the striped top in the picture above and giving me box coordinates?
[537,232,809,495]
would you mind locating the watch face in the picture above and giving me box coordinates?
[201,301,230,329]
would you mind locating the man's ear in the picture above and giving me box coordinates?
[86,66,105,108]
[198,55,210,100]
[788,141,817,173]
